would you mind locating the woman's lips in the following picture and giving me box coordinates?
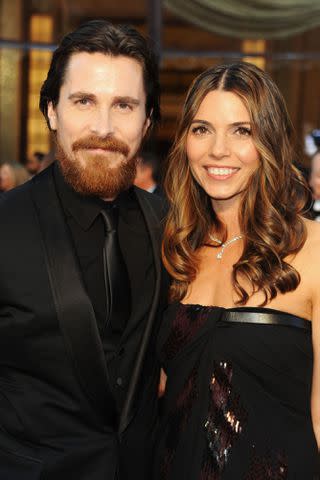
[206,166,239,180]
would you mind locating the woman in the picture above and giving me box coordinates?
[0,162,30,192]
[154,62,320,479]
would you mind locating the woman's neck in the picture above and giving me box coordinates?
[211,196,241,238]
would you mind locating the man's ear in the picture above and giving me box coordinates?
[142,117,151,141]
[143,107,153,138]
[47,102,57,131]
[143,116,151,138]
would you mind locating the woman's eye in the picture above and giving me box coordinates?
[236,126,251,136]
[191,125,208,135]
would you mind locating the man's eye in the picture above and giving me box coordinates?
[76,98,91,106]
[191,125,208,135]
[117,103,132,111]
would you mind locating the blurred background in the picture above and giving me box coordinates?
[1,0,320,187]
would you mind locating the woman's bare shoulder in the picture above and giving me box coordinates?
[299,218,320,280]
[304,217,320,245]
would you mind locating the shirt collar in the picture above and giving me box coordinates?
[53,162,135,231]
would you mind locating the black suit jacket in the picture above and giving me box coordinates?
[0,165,169,480]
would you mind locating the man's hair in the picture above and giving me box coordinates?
[33,151,45,162]
[39,19,160,132]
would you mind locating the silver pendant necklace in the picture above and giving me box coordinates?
[208,233,243,259]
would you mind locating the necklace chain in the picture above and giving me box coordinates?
[208,233,243,259]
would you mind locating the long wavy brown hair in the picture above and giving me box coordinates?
[162,62,310,305]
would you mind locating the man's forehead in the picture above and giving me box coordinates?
[64,52,142,79]
[60,52,145,98]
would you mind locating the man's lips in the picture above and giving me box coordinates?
[72,135,130,157]
[81,147,125,154]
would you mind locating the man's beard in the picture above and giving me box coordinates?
[55,134,137,199]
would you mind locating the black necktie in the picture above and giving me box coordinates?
[101,206,131,337]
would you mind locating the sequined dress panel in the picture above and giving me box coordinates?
[153,303,319,480]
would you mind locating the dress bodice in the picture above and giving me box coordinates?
[155,303,318,480]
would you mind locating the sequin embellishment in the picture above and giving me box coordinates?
[201,361,247,478]
[162,304,212,361]
[245,449,288,480]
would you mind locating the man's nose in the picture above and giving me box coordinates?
[89,107,114,137]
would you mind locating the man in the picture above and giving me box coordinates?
[134,151,164,196]
[309,150,320,221]
[26,151,45,175]
[0,20,168,480]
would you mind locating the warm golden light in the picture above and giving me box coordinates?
[27,15,53,159]
[242,39,266,70]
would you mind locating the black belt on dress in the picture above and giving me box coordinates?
[223,310,311,331]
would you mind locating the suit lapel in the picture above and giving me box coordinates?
[119,188,162,435]
[30,166,117,424]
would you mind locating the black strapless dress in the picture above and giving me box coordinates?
[153,303,319,480]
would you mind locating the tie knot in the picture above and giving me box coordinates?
[101,206,119,233]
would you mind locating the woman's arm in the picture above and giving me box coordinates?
[310,223,320,450]
[311,294,320,449]
[158,368,167,397]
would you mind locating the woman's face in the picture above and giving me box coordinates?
[0,164,15,192]
[186,89,260,209]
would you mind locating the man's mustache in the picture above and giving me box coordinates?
[72,135,129,157]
